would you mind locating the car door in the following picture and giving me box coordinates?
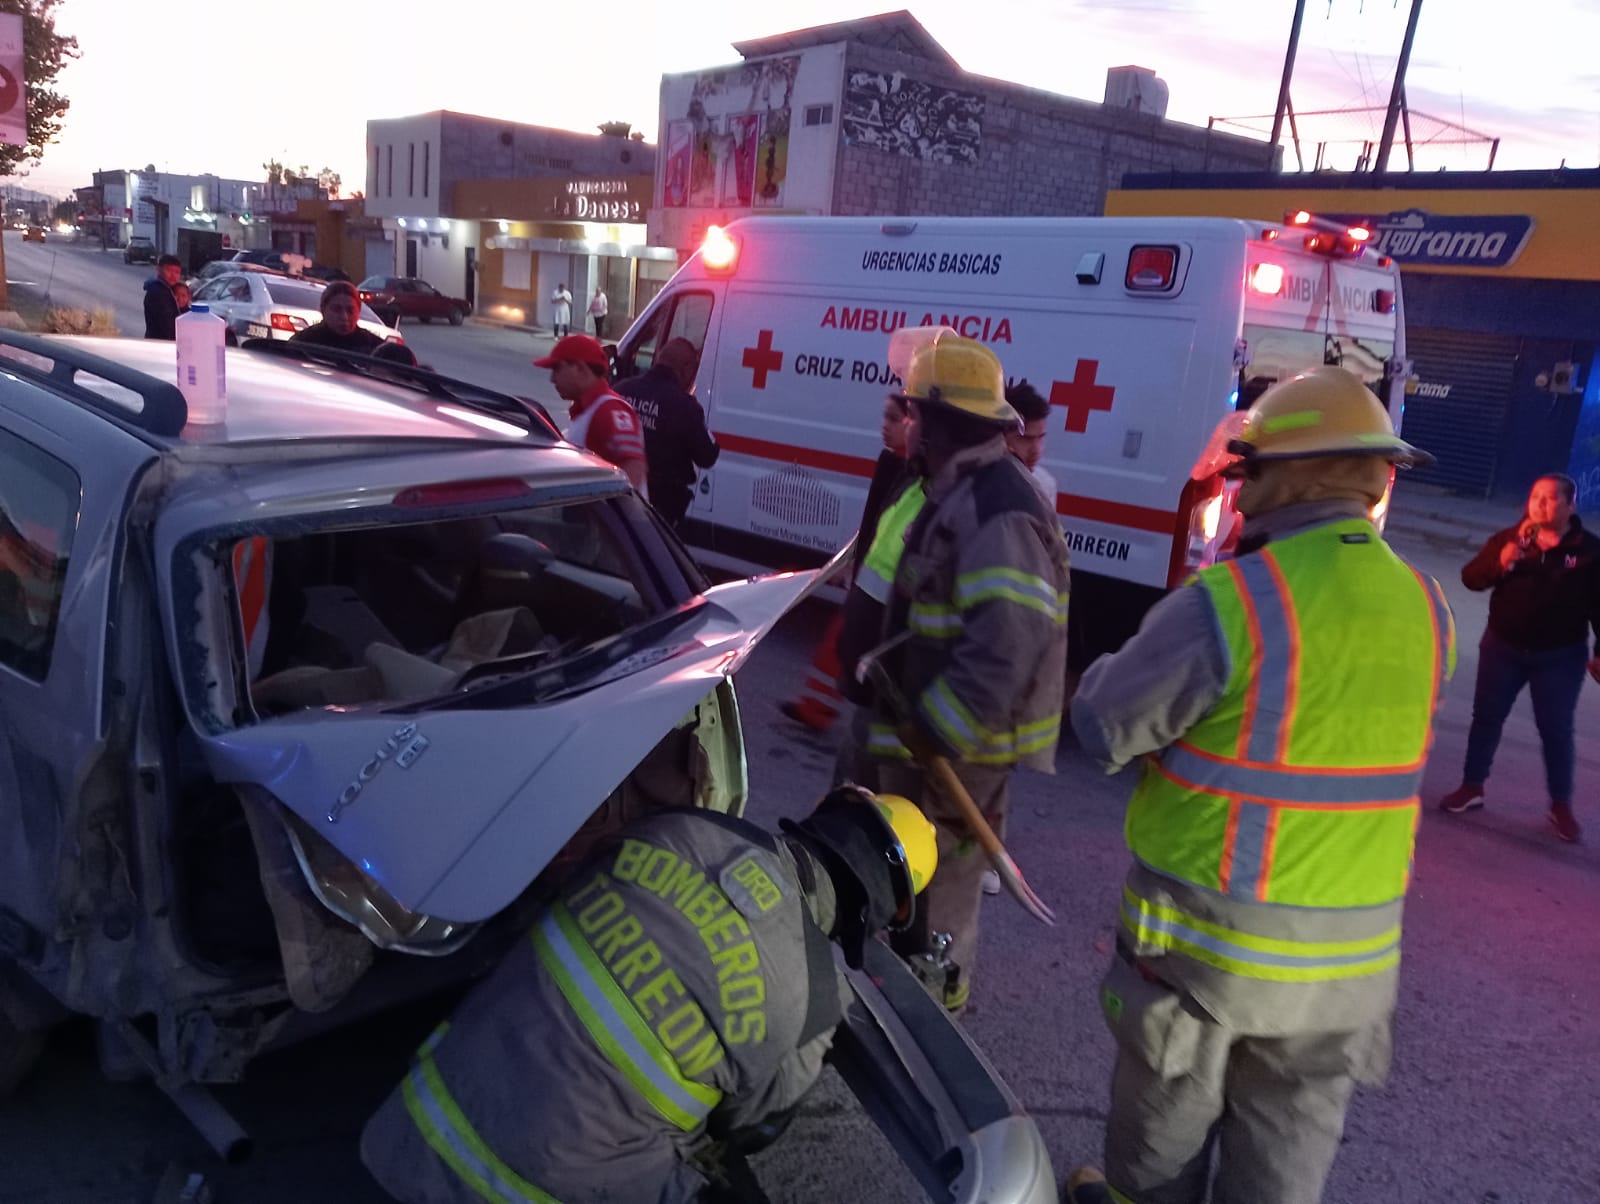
[422,281,452,320]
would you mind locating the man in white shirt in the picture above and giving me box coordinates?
[1005,381,1057,504]
[549,283,572,337]
[589,287,610,340]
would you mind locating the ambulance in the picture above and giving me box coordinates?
[611,213,1410,666]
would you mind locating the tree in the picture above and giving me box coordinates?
[0,0,80,178]
[316,166,340,197]
[49,197,71,222]
[262,158,285,186]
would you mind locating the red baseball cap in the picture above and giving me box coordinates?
[533,334,609,370]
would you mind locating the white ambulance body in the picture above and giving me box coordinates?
[613,215,1408,664]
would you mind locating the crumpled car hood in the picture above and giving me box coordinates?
[197,562,840,922]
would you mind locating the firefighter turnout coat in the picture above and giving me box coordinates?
[361,811,843,1204]
[873,437,1071,767]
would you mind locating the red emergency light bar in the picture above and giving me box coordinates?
[1279,210,1372,261]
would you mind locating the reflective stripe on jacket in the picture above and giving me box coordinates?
[1121,518,1455,1024]
[880,440,1071,772]
[366,812,834,1204]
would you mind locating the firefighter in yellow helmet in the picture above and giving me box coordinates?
[1065,366,1457,1204]
[841,326,1071,1015]
[361,786,936,1204]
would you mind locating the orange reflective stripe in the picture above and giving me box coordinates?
[232,537,269,648]
[1227,559,1264,761]
[1218,796,1241,894]
[1260,550,1301,762]
[1257,804,1283,902]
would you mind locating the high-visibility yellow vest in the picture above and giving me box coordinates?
[1127,519,1454,913]
[856,482,925,604]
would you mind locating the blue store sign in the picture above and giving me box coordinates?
[1330,209,1534,268]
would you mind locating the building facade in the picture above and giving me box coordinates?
[364,112,663,327]
[1106,168,1600,503]
[84,170,297,268]
[649,11,1275,256]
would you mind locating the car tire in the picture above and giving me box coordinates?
[419,315,431,324]
[448,306,465,326]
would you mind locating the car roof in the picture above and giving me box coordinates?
[12,335,559,453]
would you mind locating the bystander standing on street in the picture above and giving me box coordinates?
[549,282,573,337]
[290,281,387,354]
[143,254,183,340]
[615,337,719,529]
[1438,472,1600,843]
[588,286,609,340]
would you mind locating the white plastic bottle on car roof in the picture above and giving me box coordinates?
[175,303,228,425]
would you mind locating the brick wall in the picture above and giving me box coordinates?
[833,44,1276,218]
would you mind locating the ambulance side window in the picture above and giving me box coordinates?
[617,291,714,385]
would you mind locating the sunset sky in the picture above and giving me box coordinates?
[9,0,1597,197]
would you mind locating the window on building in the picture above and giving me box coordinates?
[386,145,393,196]
[408,143,415,197]
[0,428,80,682]
[804,104,834,127]
[423,142,430,198]
[370,145,378,194]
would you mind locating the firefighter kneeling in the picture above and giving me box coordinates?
[1066,366,1456,1204]
[360,788,937,1204]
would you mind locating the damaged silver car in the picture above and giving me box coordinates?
[0,333,1053,1202]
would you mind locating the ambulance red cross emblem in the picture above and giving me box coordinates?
[742,330,783,389]
[1050,359,1116,433]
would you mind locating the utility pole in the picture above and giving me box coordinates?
[1374,0,1424,173]
[1269,0,1307,161]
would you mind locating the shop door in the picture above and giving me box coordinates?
[405,238,419,277]
[1401,328,1519,497]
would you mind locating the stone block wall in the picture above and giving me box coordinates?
[833,44,1276,218]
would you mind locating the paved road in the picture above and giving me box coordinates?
[2,523,1597,1203]
[0,231,565,411]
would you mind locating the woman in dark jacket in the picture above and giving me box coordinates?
[290,280,387,354]
[1440,473,1600,842]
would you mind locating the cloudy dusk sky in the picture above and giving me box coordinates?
[8,0,1597,196]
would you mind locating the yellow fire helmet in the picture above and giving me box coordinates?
[782,786,938,966]
[873,793,939,900]
[1227,365,1432,468]
[888,324,1017,427]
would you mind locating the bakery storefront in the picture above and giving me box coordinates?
[453,176,676,334]
[1107,168,1600,503]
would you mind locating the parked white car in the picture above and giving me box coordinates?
[189,272,395,343]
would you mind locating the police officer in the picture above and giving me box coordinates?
[360,788,937,1204]
[1065,366,1456,1204]
[615,337,720,529]
[860,326,1072,1014]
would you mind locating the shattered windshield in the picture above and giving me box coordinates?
[196,493,691,721]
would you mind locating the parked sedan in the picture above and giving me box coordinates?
[190,272,396,343]
[124,236,158,264]
[359,276,471,326]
